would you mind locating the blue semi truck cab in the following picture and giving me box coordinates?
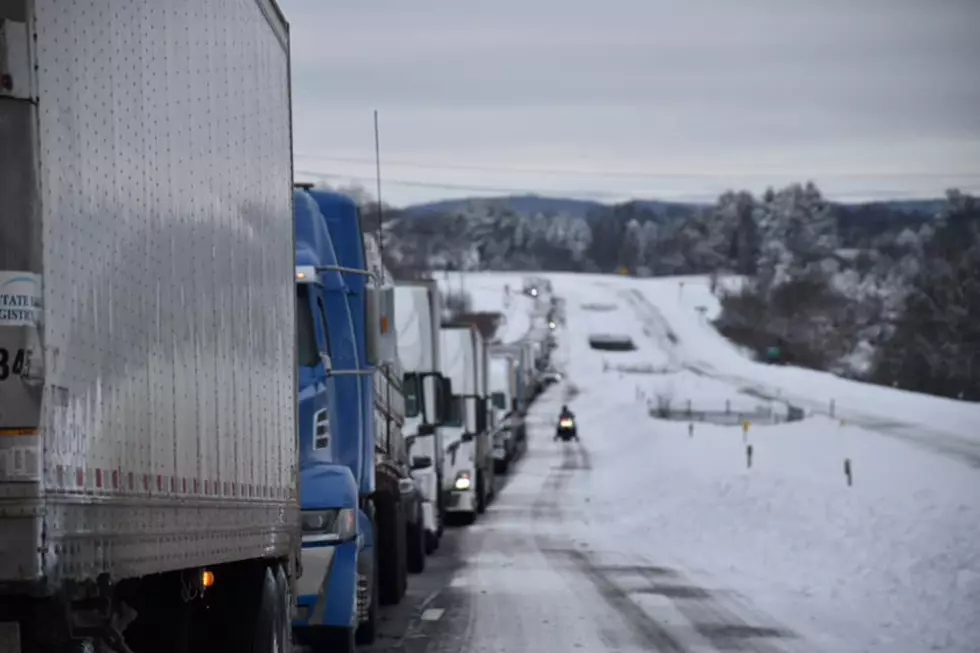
[291,185,420,650]
[292,187,378,651]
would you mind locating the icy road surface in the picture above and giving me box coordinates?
[415,271,980,653]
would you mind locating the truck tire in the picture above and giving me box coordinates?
[476,473,487,514]
[243,566,281,653]
[494,457,509,475]
[395,499,408,599]
[273,564,292,653]
[377,496,408,605]
[407,517,426,574]
[355,545,379,645]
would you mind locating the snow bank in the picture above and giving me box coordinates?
[634,275,980,446]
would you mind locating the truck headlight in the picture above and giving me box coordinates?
[454,471,472,491]
[301,508,356,543]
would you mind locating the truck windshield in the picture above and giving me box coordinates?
[404,373,421,418]
[445,394,464,427]
[296,285,319,367]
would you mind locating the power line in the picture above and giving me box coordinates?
[293,168,968,203]
[293,169,633,201]
[295,152,980,182]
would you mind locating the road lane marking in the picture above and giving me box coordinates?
[421,608,445,621]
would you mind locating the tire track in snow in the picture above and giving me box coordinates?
[531,438,692,651]
[542,290,803,652]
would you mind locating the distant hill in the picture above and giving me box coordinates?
[399,194,946,221]
[400,195,606,220]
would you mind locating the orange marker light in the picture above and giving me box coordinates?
[380,315,389,333]
[201,570,215,588]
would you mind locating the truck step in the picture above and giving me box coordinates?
[357,573,371,621]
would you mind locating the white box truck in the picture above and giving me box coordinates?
[0,2,298,651]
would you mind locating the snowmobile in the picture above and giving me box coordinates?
[555,415,578,441]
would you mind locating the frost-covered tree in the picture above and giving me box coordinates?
[755,182,839,295]
[871,191,980,399]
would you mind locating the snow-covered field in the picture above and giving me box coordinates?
[448,270,980,653]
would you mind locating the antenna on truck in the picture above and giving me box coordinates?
[373,109,385,285]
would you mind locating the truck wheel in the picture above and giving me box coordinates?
[407,517,426,574]
[377,496,408,605]
[425,529,439,555]
[395,499,408,599]
[245,567,279,653]
[355,547,378,645]
[476,474,487,514]
[273,564,292,653]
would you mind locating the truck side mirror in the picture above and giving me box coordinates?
[422,372,447,425]
[491,392,506,410]
[475,401,488,433]
[365,286,397,366]
[440,377,453,422]
[364,286,381,366]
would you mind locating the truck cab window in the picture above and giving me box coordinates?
[296,284,319,367]
[316,297,332,358]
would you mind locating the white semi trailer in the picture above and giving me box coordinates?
[0,2,298,651]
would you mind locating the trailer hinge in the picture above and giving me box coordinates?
[0,19,34,100]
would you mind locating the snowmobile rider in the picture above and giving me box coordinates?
[555,405,578,440]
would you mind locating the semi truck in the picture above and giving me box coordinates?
[363,234,429,577]
[488,352,528,473]
[394,281,451,554]
[292,188,375,651]
[0,2,298,652]
[439,324,491,525]
[289,187,411,651]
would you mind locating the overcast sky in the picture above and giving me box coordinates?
[279,0,980,207]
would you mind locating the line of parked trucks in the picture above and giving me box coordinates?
[0,4,554,651]
[291,187,550,650]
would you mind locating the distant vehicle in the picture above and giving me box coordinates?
[489,354,524,474]
[522,275,550,298]
[542,371,564,385]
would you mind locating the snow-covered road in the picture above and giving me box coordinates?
[419,271,980,653]
[417,386,804,653]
